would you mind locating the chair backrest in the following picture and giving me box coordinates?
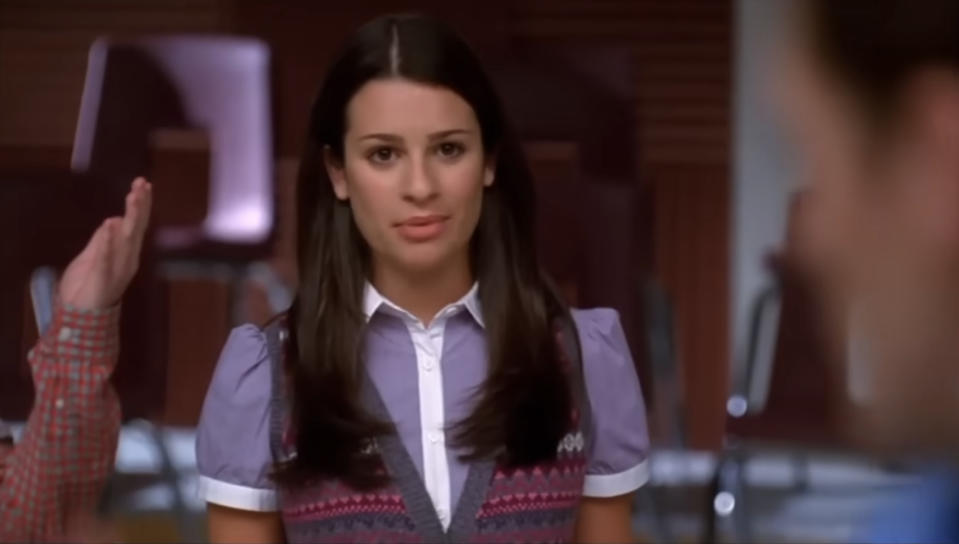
[728,282,782,418]
[725,247,849,445]
[72,36,274,245]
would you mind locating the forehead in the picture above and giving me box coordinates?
[345,78,479,136]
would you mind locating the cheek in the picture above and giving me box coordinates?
[342,165,395,249]
[441,160,486,234]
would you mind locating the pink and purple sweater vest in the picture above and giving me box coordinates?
[264,322,590,543]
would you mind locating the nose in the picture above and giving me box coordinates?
[401,155,438,204]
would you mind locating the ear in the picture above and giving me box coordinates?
[324,146,349,200]
[483,152,497,187]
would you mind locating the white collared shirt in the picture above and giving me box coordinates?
[196,284,652,520]
[363,281,483,529]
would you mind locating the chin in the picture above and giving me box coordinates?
[392,245,455,273]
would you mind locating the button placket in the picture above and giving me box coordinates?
[418,314,453,528]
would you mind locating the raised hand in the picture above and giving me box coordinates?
[59,177,153,310]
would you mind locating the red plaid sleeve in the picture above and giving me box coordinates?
[0,303,122,542]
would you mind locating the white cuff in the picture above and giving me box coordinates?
[583,459,650,497]
[197,475,278,511]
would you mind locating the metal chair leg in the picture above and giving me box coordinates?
[727,452,751,543]
[637,485,673,544]
[139,420,191,541]
[701,455,724,544]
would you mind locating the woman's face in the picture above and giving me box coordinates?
[775,25,959,450]
[326,78,494,277]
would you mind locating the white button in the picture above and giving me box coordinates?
[58,327,72,341]
[54,398,64,409]
[437,508,448,522]
[428,430,442,444]
[423,359,434,372]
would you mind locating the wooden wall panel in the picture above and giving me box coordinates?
[651,166,730,447]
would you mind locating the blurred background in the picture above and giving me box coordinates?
[0,0,917,542]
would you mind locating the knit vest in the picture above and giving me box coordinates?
[264,320,591,544]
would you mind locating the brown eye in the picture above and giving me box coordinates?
[437,142,464,159]
[369,147,397,164]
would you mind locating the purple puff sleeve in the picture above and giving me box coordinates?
[572,308,651,497]
[195,325,278,511]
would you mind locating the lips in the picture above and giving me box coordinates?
[395,214,449,242]
[401,215,447,227]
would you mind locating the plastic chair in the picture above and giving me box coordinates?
[72,35,288,322]
[701,256,859,543]
[701,280,781,543]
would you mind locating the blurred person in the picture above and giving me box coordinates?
[196,13,648,544]
[0,178,152,541]
[776,0,959,541]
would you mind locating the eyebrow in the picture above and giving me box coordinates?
[356,129,473,143]
[428,129,472,141]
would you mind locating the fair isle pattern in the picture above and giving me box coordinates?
[557,431,585,454]
[281,480,421,543]
[471,433,587,543]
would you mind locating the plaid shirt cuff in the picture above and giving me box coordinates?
[5,302,122,541]
[33,302,120,372]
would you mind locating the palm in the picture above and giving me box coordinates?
[59,178,152,310]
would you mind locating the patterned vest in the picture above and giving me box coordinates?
[263,321,591,544]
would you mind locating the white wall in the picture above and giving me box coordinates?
[730,0,795,383]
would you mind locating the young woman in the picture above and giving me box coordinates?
[196,14,648,543]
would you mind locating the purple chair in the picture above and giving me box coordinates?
[72,36,288,322]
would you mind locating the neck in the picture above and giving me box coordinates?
[372,256,473,325]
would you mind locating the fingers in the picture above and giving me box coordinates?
[56,217,113,306]
[93,217,121,277]
[119,178,152,279]
[121,177,152,243]
[60,178,150,309]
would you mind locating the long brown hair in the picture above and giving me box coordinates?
[274,13,574,490]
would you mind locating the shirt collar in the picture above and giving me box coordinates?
[363,281,484,328]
